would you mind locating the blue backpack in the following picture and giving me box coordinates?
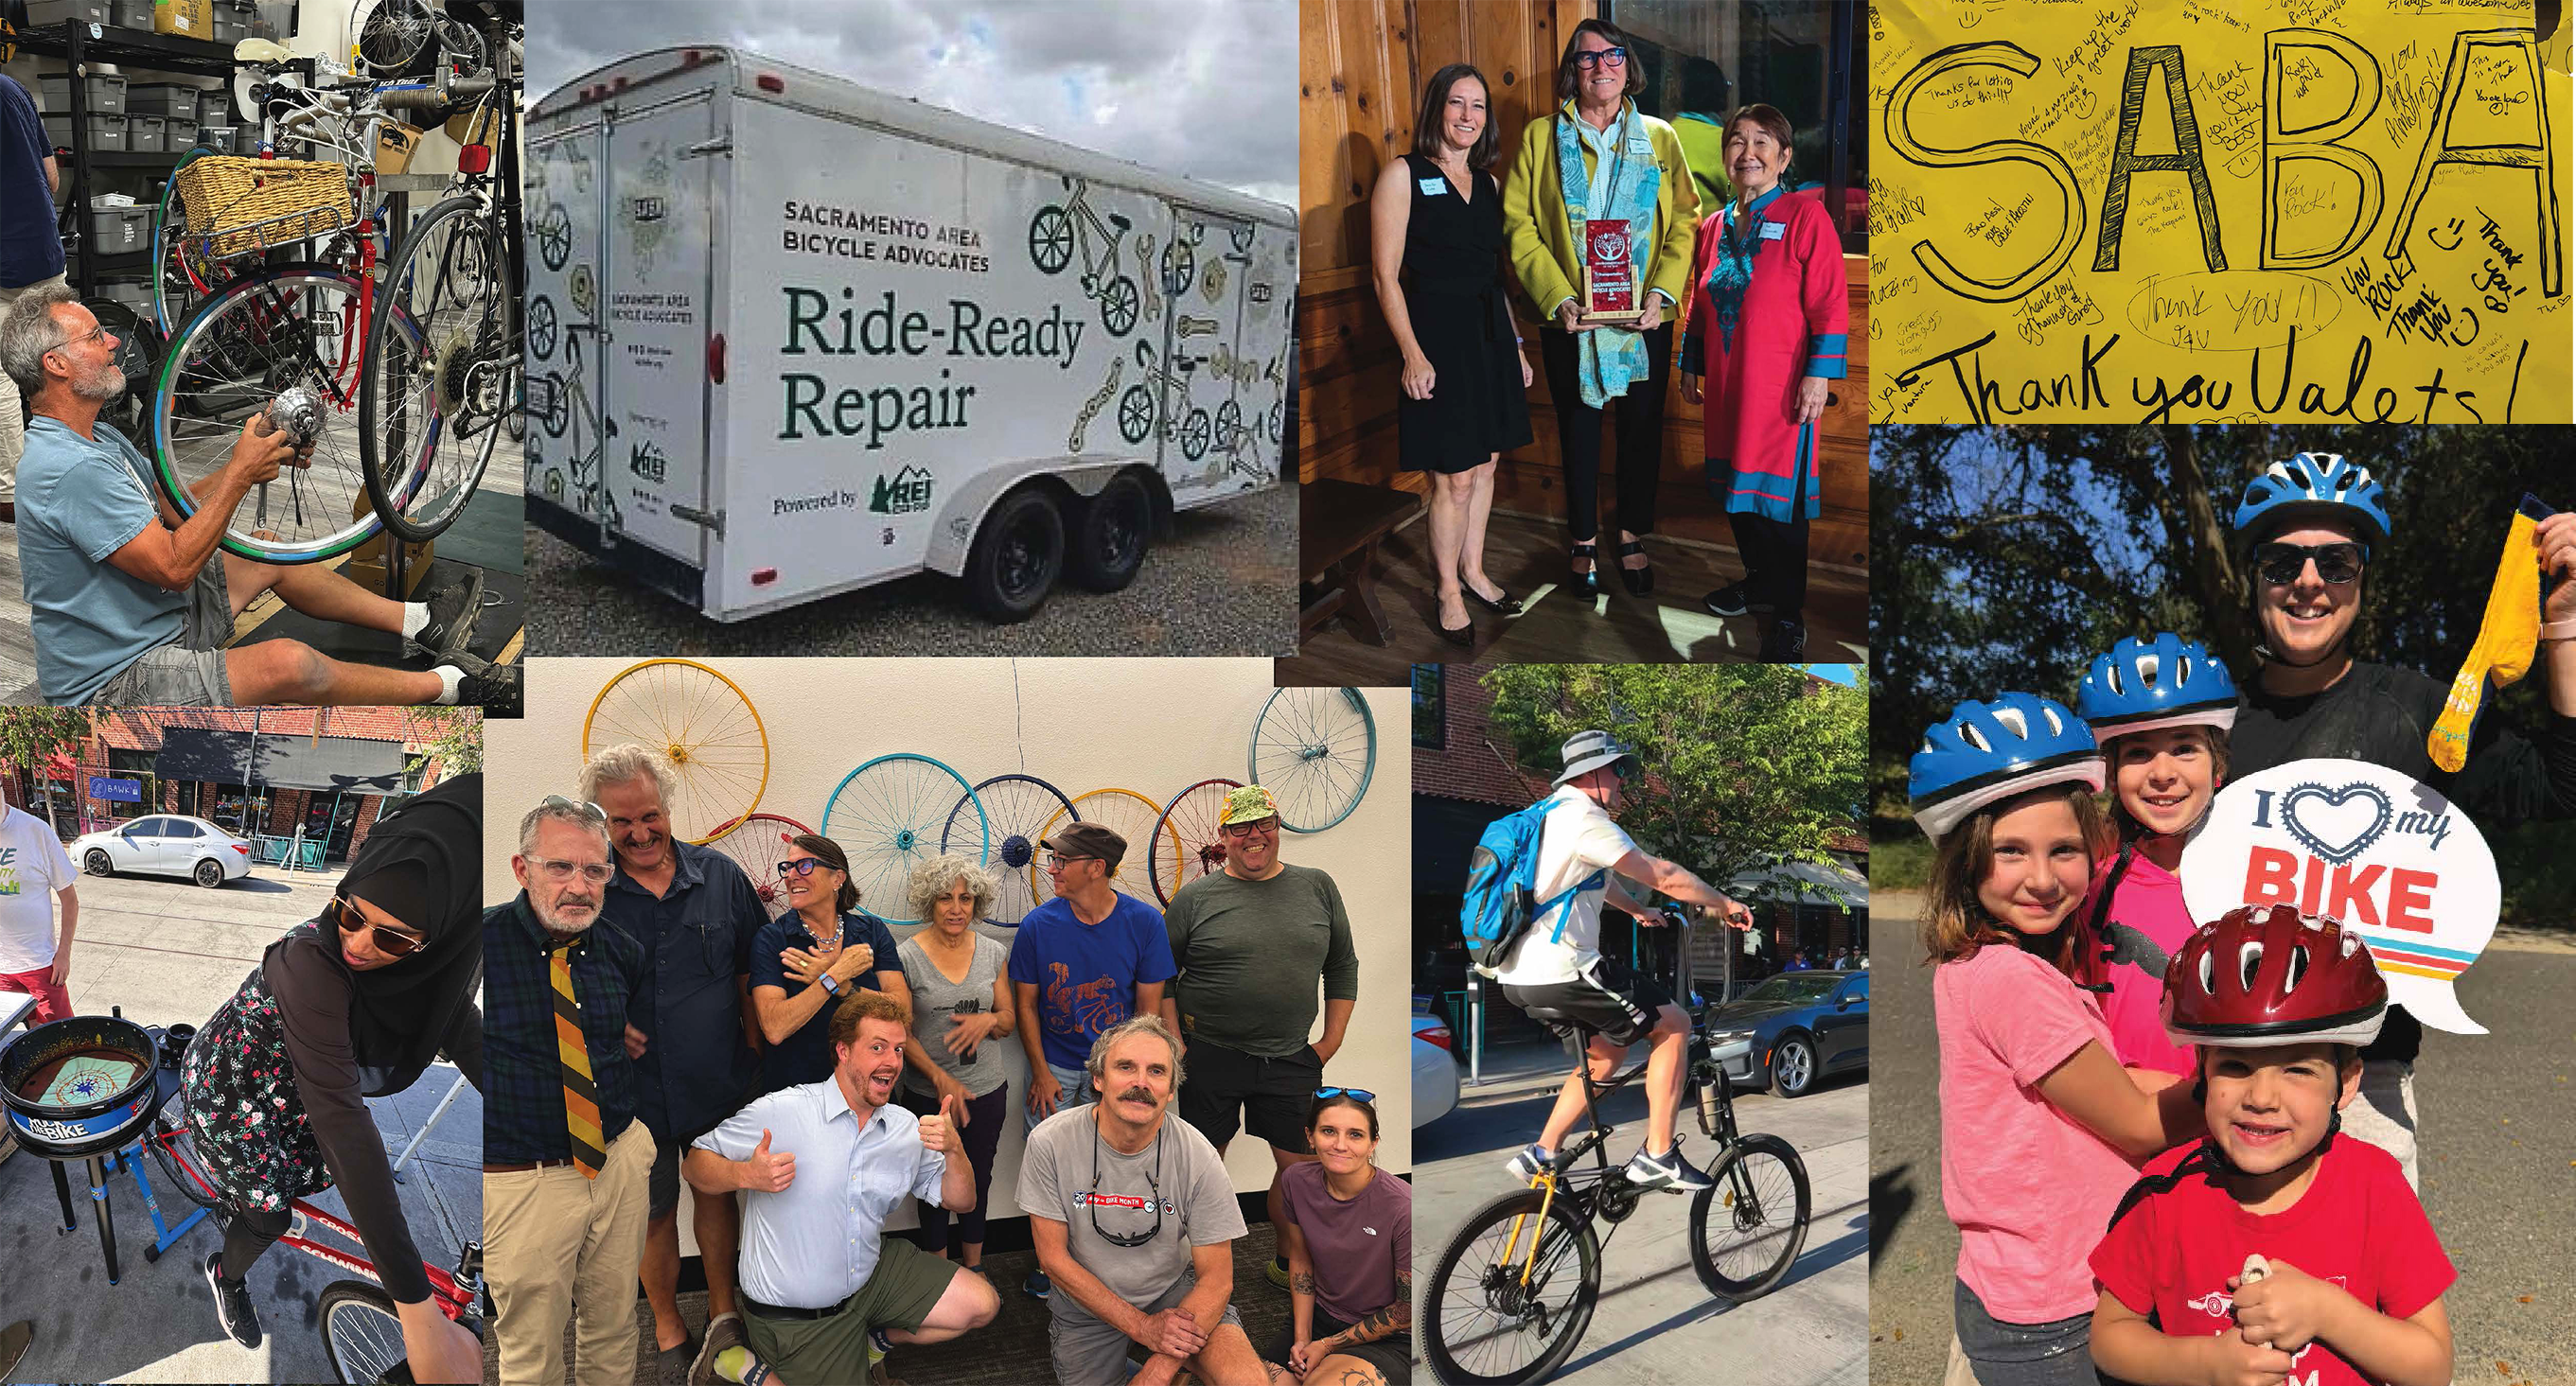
[1460,797,1605,977]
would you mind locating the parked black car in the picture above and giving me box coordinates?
[1701,968,1868,1097]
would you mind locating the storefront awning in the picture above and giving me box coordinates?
[152,728,406,794]
[1727,857,1868,910]
[154,728,253,785]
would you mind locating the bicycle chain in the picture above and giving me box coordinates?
[1067,356,1122,453]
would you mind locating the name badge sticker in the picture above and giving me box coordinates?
[1760,220,1788,242]
[1419,178,1448,197]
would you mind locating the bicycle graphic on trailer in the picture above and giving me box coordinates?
[1029,175,1141,338]
[530,324,620,528]
[1115,341,1211,463]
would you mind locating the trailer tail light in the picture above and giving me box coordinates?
[458,145,490,174]
[756,73,785,94]
[751,568,779,587]
[708,333,726,383]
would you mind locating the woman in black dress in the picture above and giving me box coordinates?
[183,775,484,1383]
[1370,62,1535,646]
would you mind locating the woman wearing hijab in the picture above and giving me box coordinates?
[1503,17,1701,603]
[182,774,484,1384]
[1678,104,1848,661]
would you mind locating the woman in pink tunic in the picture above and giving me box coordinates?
[1678,105,1847,661]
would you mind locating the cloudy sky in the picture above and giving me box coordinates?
[525,0,1296,206]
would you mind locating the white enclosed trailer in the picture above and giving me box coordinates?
[522,46,1297,622]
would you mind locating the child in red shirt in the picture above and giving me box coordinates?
[2090,905,2455,1386]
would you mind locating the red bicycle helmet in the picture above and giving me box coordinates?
[2161,904,2387,1048]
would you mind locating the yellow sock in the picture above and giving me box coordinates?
[2428,508,2543,771]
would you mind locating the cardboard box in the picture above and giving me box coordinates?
[374,122,421,175]
[153,0,213,40]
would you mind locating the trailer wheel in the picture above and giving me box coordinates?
[1067,473,1153,593]
[963,487,1066,623]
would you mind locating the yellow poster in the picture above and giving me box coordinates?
[1868,0,2570,423]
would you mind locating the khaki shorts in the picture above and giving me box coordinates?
[87,560,235,706]
[1050,1270,1244,1386]
[742,1237,959,1386]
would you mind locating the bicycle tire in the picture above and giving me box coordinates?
[319,1279,408,1385]
[145,1110,222,1213]
[1687,1133,1811,1301]
[360,194,505,543]
[150,265,423,563]
[1423,1186,1600,1386]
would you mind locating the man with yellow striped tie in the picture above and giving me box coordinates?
[485,796,654,1386]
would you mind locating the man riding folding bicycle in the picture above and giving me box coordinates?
[1490,731,1752,1194]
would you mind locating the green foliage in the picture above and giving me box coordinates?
[0,709,99,813]
[1478,664,1866,899]
[411,709,484,778]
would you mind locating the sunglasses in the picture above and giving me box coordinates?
[777,857,829,878]
[1088,1122,1166,1249]
[1219,818,1279,838]
[2253,541,2364,586]
[542,795,609,822]
[1314,1086,1377,1104]
[330,896,427,957]
[1574,46,1627,67]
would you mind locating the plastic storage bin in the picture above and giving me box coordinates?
[166,117,200,152]
[38,73,128,116]
[129,114,167,153]
[25,0,111,26]
[113,0,152,26]
[86,206,150,255]
[40,113,128,153]
[125,84,199,116]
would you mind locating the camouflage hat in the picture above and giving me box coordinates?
[1219,784,1280,826]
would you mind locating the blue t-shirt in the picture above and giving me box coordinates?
[15,417,189,704]
[750,909,902,1094]
[2,76,65,289]
[1006,891,1176,1071]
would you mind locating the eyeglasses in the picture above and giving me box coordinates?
[524,854,615,886]
[45,324,107,359]
[777,857,826,878]
[1573,46,1627,68]
[1087,1120,1166,1248]
[1314,1086,1377,1104]
[1219,818,1279,839]
[1043,852,1096,869]
[329,896,427,957]
[2253,541,2365,586]
[541,795,609,822]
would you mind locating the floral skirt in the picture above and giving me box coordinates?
[180,967,327,1215]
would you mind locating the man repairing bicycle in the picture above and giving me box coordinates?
[1494,730,1752,1192]
[0,287,514,708]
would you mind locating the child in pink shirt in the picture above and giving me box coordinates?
[2073,634,2240,1079]
[1911,693,2204,1386]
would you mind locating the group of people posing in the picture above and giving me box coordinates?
[1907,453,2576,1384]
[485,756,1409,1386]
[1371,17,1847,658]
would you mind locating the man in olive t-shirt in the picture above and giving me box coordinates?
[1160,784,1359,1290]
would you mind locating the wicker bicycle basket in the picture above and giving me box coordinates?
[172,157,354,260]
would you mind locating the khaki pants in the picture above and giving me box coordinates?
[487,1122,656,1386]
[0,272,71,502]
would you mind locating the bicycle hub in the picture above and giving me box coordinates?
[265,386,324,445]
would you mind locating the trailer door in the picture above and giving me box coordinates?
[1160,207,1284,504]
[524,117,609,530]
[598,87,719,568]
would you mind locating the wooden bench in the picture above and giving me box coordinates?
[1300,479,1420,646]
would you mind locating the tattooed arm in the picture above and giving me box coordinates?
[1326,1280,1412,1347]
[1280,1217,1319,1374]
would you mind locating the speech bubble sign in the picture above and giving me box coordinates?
[2179,758,2497,1035]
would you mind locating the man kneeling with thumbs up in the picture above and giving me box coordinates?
[687,991,998,1386]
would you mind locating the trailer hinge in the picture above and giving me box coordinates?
[679,138,732,159]
[670,503,726,535]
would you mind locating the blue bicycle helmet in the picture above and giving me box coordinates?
[2232,452,2391,556]
[2075,634,2239,742]
[1909,693,2107,841]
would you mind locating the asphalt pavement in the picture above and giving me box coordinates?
[1415,1040,1869,1386]
[523,472,1297,657]
[1867,890,2576,1386]
[1,868,480,1384]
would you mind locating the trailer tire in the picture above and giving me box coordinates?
[1067,473,1153,593]
[962,487,1066,623]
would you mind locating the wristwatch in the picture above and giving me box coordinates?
[818,972,841,996]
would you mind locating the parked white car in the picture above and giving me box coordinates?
[1413,1000,1459,1129]
[70,816,255,888]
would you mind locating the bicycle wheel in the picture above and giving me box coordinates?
[823,754,984,925]
[1148,777,1237,906]
[706,812,812,921]
[1424,1187,1600,1386]
[151,266,422,563]
[1030,788,1176,906]
[945,774,1074,925]
[1247,687,1378,833]
[1688,1134,1811,1301]
[581,659,769,844]
[319,1279,407,1384]
[361,194,507,543]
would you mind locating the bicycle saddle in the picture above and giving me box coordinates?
[232,37,294,63]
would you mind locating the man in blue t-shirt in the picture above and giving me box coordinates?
[0,288,507,707]
[2,71,68,516]
[1006,820,1175,1300]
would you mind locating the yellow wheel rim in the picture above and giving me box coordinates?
[581,658,769,844]
[1032,788,1182,904]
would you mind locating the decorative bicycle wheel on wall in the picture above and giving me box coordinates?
[1248,688,1377,833]
[945,774,1075,926]
[705,813,811,922]
[1149,777,1239,906]
[580,659,768,844]
[1032,788,1179,905]
[823,754,985,925]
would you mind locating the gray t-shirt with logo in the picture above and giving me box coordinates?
[896,930,1010,1098]
[1016,1104,1245,1321]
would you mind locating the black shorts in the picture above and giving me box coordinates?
[1501,956,1676,1049]
[1175,1038,1323,1152]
